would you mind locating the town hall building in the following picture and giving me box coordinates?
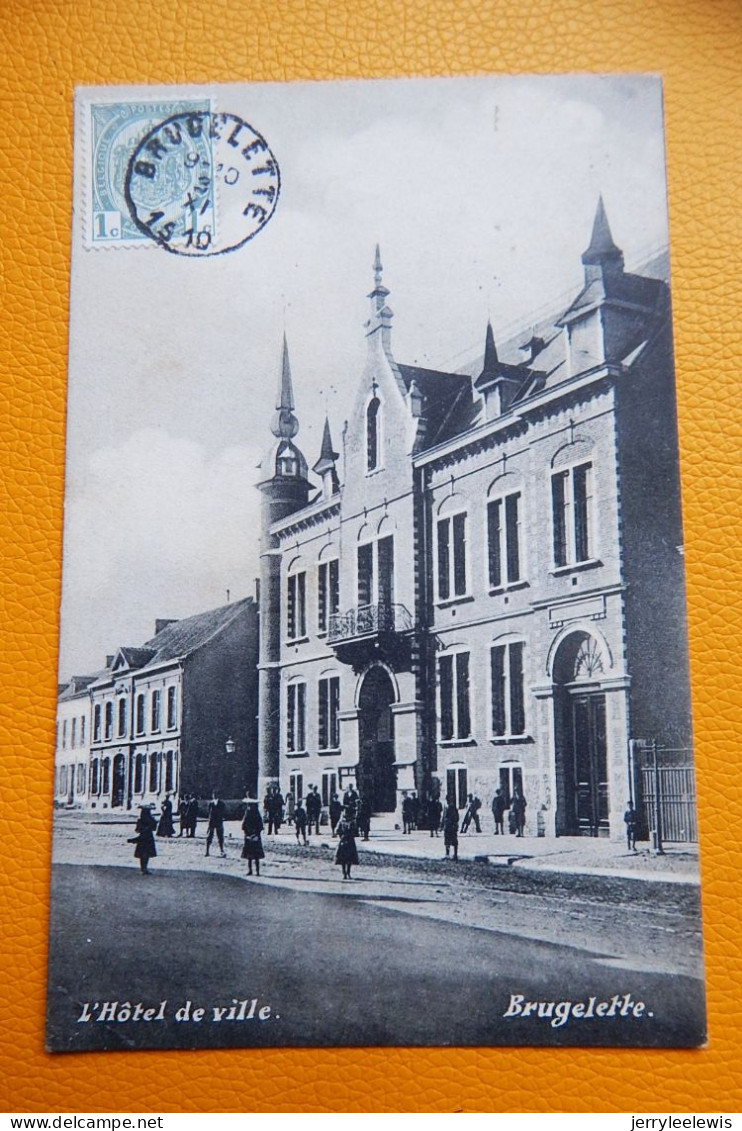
[256,201,692,839]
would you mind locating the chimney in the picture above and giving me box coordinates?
[155,618,177,635]
[105,655,114,668]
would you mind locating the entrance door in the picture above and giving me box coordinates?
[571,694,608,836]
[112,752,126,809]
[358,666,397,812]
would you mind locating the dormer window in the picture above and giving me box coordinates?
[366,397,381,472]
[277,442,298,477]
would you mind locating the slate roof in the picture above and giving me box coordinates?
[395,363,478,447]
[58,672,104,701]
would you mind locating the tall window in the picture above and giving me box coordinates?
[439,651,471,741]
[167,686,178,729]
[317,559,339,632]
[488,492,522,588]
[135,693,145,735]
[80,716,86,745]
[287,571,306,639]
[117,698,127,738]
[101,758,110,795]
[151,690,162,733]
[437,513,467,600]
[62,719,68,749]
[289,770,304,803]
[90,758,100,794]
[490,641,526,737]
[318,676,340,749]
[552,462,593,567]
[134,753,145,793]
[71,718,77,747]
[357,536,394,609]
[165,750,175,792]
[366,396,380,471]
[321,770,338,807]
[149,751,160,792]
[446,765,468,809]
[77,763,86,794]
[93,704,102,743]
[499,764,523,807]
[104,702,113,741]
[287,682,307,752]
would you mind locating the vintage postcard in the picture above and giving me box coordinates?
[47,75,706,1052]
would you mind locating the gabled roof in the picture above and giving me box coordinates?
[58,672,104,701]
[395,363,477,447]
[137,598,254,668]
[113,646,156,671]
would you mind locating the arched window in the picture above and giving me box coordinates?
[366,397,381,472]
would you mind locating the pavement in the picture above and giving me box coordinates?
[53,808,700,885]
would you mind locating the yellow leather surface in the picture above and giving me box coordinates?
[2,0,741,1113]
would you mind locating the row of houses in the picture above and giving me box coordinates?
[56,199,695,840]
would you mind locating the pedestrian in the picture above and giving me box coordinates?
[402,791,415,834]
[511,787,527,837]
[428,795,443,838]
[285,791,295,826]
[157,794,175,838]
[130,805,157,875]
[335,808,359,880]
[342,781,359,820]
[329,792,343,836]
[267,788,284,835]
[205,793,226,857]
[624,800,638,851]
[410,791,420,831]
[460,793,482,834]
[491,788,506,835]
[357,794,371,842]
[306,785,322,836]
[241,799,265,876]
[177,794,189,837]
[443,798,459,861]
[294,797,308,845]
[186,794,199,838]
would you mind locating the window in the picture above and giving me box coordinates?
[135,693,145,735]
[151,690,162,733]
[321,770,338,807]
[366,396,380,471]
[167,686,177,729]
[149,751,160,793]
[317,559,339,633]
[90,758,99,794]
[439,651,471,741]
[134,753,145,793]
[165,750,175,793]
[499,764,523,807]
[287,571,306,639]
[318,676,340,749]
[101,758,110,795]
[488,492,522,588]
[289,770,304,803]
[60,766,68,795]
[437,513,467,600]
[552,462,593,567]
[80,716,86,745]
[117,698,127,738]
[104,702,113,741]
[287,682,307,752]
[62,719,68,749]
[77,763,86,794]
[357,536,394,609]
[93,704,102,743]
[71,718,77,748]
[446,765,468,809]
[490,641,526,737]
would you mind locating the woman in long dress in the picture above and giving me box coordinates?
[241,800,265,876]
[334,808,359,880]
[131,805,157,874]
[157,795,175,837]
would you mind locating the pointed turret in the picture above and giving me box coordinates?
[581,196,624,283]
[270,333,299,440]
[365,244,394,355]
[474,321,527,421]
[313,416,340,498]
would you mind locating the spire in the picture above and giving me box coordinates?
[582,196,624,276]
[313,416,340,498]
[483,320,498,373]
[270,334,299,440]
[373,243,383,289]
[365,244,393,351]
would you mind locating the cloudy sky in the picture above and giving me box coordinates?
[59,73,669,678]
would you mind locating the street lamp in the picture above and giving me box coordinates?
[225,736,236,756]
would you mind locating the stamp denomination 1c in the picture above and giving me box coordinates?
[124,111,280,256]
[84,98,213,248]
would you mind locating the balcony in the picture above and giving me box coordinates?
[327,602,414,670]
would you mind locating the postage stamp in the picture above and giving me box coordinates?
[83,98,213,248]
[125,110,280,256]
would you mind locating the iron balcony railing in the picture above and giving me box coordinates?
[328,602,414,643]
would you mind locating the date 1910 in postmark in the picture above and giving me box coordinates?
[124,110,280,256]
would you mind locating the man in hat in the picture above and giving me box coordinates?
[205,792,226,857]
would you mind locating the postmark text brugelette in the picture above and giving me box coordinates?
[504,992,651,1027]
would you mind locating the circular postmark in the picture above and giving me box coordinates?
[124,110,280,256]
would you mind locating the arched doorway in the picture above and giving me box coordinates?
[357,666,397,813]
[553,631,609,837]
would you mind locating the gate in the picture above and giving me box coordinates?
[631,741,697,845]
